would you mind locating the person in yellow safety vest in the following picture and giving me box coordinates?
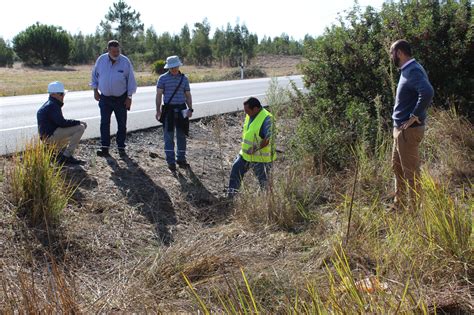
[227,97,276,198]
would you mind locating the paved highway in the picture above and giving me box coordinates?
[0,75,303,155]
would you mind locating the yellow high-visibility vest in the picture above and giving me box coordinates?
[239,108,276,163]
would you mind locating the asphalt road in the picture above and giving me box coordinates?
[0,75,303,155]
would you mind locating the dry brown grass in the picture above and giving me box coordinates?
[0,104,472,312]
[0,55,302,96]
[423,107,474,182]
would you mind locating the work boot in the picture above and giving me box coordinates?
[168,163,177,171]
[97,148,110,157]
[118,147,127,157]
[177,160,190,168]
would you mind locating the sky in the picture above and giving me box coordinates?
[0,0,385,42]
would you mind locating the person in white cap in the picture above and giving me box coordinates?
[155,55,193,171]
[37,81,87,165]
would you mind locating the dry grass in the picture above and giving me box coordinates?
[0,55,302,96]
[8,139,74,227]
[423,107,474,182]
[0,100,472,312]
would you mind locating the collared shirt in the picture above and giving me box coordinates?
[157,71,190,105]
[90,53,137,97]
[400,58,416,70]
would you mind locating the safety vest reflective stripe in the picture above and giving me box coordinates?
[242,139,257,146]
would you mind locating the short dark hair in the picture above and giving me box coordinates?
[391,39,412,57]
[243,97,262,109]
[107,40,120,49]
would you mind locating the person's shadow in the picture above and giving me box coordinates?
[106,153,176,246]
[176,166,232,223]
[62,165,98,203]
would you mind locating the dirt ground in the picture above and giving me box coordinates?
[1,112,304,311]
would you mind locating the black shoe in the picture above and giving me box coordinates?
[97,148,110,157]
[168,163,177,171]
[118,148,127,157]
[177,160,190,168]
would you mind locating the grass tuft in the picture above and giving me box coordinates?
[8,139,74,226]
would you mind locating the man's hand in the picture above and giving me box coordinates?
[80,121,88,129]
[186,109,193,118]
[94,90,100,101]
[245,146,257,155]
[155,110,161,122]
[125,97,132,110]
[401,115,421,130]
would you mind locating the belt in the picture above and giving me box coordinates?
[101,93,127,101]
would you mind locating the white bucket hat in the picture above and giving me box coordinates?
[47,81,68,94]
[164,55,183,69]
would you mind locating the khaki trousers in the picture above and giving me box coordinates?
[392,126,425,209]
[45,124,85,157]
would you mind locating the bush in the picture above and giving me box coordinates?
[9,139,74,226]
[151,59,166,75]
[223,66,266,80]
[0,37,14,67]
[291,96,354,171]
[298,1,474,170]
[13,23,72,66]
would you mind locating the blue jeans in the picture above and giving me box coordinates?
[99,94,127,149]
[163,113,186,165]
[228,154,272,197]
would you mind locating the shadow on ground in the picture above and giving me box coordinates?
[106,153,177,246]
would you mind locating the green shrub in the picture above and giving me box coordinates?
[13,23,72,66]
[151,59,166,75]
[290,96,353,171]
[223,66,266,80]
[0,37,14,67]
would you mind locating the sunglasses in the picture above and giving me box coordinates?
[57,92,65,96]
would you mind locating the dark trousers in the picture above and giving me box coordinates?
[227,154,272,197]
[99,94,127,148]
[163,111,187,165]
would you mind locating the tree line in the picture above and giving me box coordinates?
[0,0,304,67]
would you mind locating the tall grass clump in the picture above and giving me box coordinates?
[419,170,473,264]
[235,164,328,231]
[9,139,73,226]
[423,108,474,179]
[265,77,291,116]
[1,260,81,313]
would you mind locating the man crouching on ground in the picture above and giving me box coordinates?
[37,81,87,165]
